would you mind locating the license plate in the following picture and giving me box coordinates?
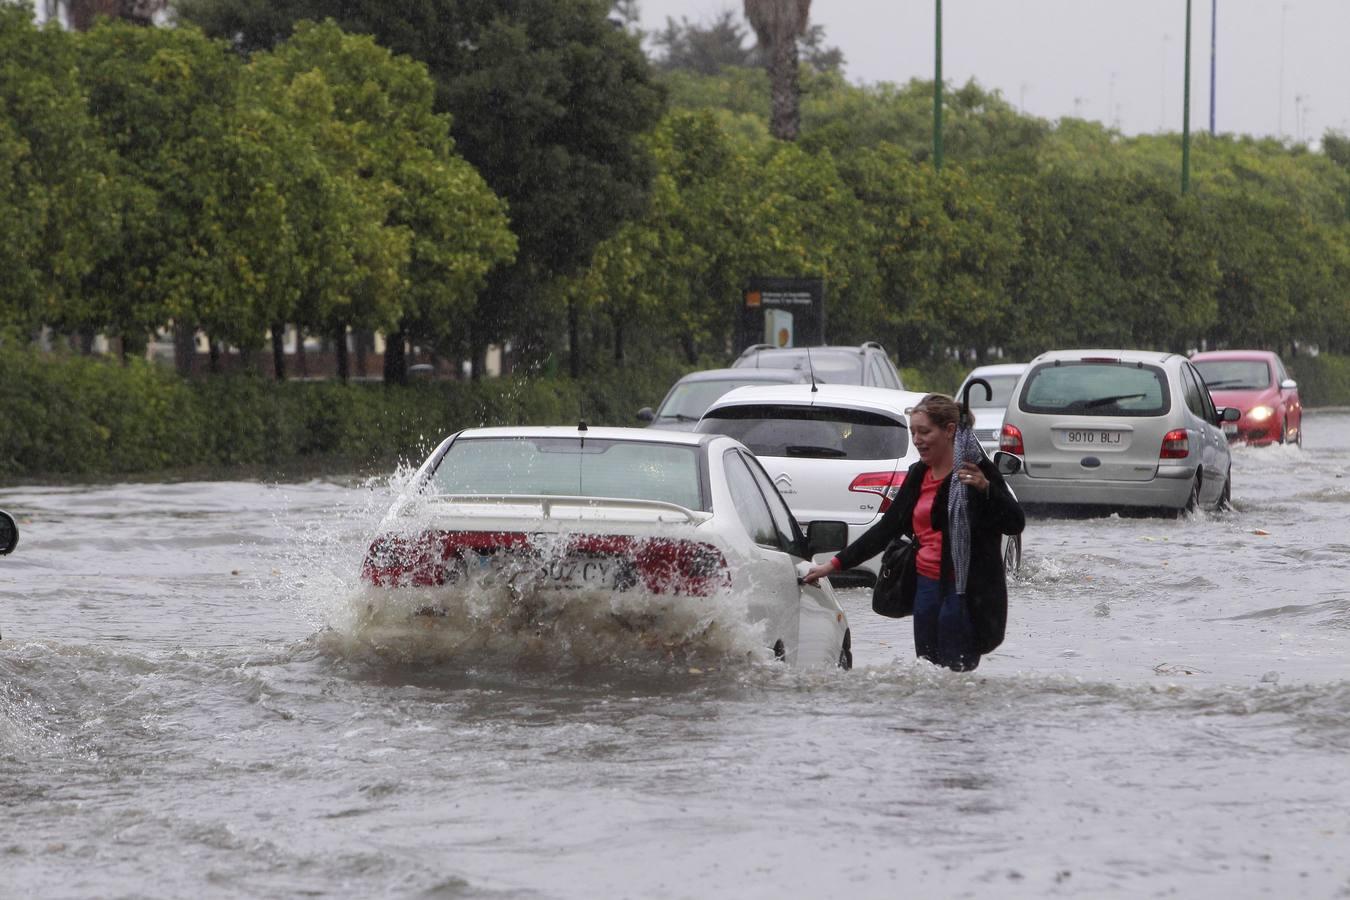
[1058,429,1125,446]
[540,556,616,589]
[1223,422,1238,436]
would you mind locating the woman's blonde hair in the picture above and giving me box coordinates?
[910,393,970,430]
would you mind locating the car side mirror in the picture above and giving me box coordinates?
[635,407,655,423]
[805,520,849,557]
[993,450,1022,476]
[1280,378,1297,390]
[1220,407,1241,423]
[0,510,18,556]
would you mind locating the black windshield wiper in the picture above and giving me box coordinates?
[785,445,847,458]
[657,413,699,422]
[1082,393,1146,409]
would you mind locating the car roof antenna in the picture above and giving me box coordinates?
[805,347,819,393]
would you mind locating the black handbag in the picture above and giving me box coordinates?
[871,534,917,618]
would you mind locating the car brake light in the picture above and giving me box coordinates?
[1160,429,1189,459]
[362,531,729,596]
[849,471,906,512]
[999,424,1024,456]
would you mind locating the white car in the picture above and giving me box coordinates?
[698,384,1025,580]
[361,426,853,668]
[957,363,1028,455]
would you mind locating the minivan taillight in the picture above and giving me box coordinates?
[1160,429,1189,459]
[999,424,1024,456]
[849,471,906,512]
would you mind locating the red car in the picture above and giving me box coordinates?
[1190,350,1303,446]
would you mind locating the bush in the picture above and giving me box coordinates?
[1286,354,1350,408]
[0,347,689,478]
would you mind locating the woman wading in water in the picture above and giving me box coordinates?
[802,393,1025,670]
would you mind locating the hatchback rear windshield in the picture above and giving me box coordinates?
[429,438,705,510]
[697,405,907,460]
[1193,360,1272,391]
[738,352,863,384]
[1019,362,1170,417]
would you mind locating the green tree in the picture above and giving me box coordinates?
[247,21,515,381]
[178,0,663,376]
[0,6,119,338]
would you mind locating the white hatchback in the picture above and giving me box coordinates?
[957,363,1028,455]
[696,385,930,582]
[361,426,853,668]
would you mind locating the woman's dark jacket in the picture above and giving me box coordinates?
[835,456,1025,654]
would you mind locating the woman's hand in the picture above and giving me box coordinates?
[957,462,989,494]
[801,560,838,585]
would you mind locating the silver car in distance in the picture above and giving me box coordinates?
[362,426,854,668]
[998,349,1239,515]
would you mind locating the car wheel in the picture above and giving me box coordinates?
[1003,534,1022,574]
[1278,417,1287,445]
[1169,475,1201,519]
[837,629,853,671]
[772,639,786,662]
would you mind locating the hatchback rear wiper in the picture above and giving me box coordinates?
[657,413,698,422]
[785,445,847,458]
[1082,393,1146,409]
[1200,379,1249,388]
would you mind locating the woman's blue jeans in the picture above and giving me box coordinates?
[913,574,980,671]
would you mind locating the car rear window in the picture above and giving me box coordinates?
[428,438,705,510]
[697,405,907,460]
[737,352,863,384]
[1193,360,1272,391]
[1019,362,1170,417]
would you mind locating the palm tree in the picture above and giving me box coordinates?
[743,0,811,141]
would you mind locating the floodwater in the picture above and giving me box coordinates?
[2,412,1349,899]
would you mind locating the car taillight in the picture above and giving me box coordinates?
[362,531,729,596]
[999,424,1024,456]
[849,471,906,512]
[1160,429,1189,459]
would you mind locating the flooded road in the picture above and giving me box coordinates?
[3,412,1349,898]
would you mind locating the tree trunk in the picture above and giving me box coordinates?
[208,340,221,374]
[296,329,308,377]
[121,331,147,363]
[173,323,196,377]
[767,30,802,140]
[384,329,408,386]
[271,323,286,381]
[79,329,95,355]
[354,329,371,377]
[335,328,350,382]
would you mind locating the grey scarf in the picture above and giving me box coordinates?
[947,425,984,596]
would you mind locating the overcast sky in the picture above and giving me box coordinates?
[639,0,1350,142]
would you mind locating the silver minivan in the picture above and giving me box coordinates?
[998,350,1240,515]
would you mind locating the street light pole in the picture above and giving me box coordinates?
[1215,0,1225,135]
[1182,0,1193,194]
[933,0,944,171]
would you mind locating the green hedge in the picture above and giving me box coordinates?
[1286,355,1350,409]
[0,348,685,478]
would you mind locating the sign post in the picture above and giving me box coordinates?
[737,277,825,355]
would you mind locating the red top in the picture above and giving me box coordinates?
[913,471,945,580]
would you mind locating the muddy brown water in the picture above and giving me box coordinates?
[3,412,1349,898]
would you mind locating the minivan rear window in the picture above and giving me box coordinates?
[1019,362,1170,417]
[697,405,907,460]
